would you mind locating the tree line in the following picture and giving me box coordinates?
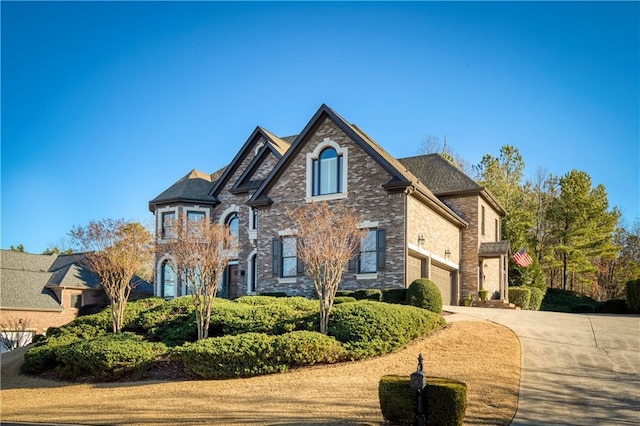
[423,138,639,300]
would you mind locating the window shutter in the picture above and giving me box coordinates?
[376,228,386,270]
[297,258,305,276]
[272,238,281,277]
[348,256,357,272]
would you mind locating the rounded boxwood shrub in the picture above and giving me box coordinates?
[171,332,286,379]
[328,301,445,359]
[273,331,347,366]
[382,288,407,305]
[527,287,545,311]
[508,286,531,309]
[406,279,443,313]
[379,375,467,426]
[55,332,167,381]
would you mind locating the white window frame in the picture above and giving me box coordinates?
[246,249,258,294]
[306,138,348,202]
[157,206,179,242]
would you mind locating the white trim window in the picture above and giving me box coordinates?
[306,138,348,202]
[157,207,178,240]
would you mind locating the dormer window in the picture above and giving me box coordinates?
[306,138,348,202]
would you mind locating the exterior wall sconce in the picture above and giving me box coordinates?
[417,234,425,246]
[445,249,451,259]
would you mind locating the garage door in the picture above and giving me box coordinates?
[430,263,453,305]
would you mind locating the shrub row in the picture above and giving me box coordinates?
[378,375,467,425]
[508,286,545,310]
[171,331,347,379]
[336,288,407,304]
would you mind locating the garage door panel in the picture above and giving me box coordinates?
[430,263,453,305]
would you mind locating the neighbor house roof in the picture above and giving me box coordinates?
[148,168,224,212]
[399,154,506,216]
[0,250,100,310]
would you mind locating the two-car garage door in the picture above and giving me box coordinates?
[408,255,455,305]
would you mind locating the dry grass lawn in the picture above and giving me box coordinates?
[0,320,520,425]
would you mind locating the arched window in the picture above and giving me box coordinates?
[161,260,176,298]
[313,147,343,195]
[226,212,239,239]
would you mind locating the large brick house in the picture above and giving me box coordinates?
[149,105,509,305]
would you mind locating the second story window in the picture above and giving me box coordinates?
[355,228,386,274]
[161,211,175,239]
[250,207,258,230]
[313,147,343,196]
[226,212,239,239]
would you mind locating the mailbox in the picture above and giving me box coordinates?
[410,368,426,390]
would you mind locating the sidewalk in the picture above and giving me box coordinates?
[444,306,640,425]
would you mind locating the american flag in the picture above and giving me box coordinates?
[513,248,533,267]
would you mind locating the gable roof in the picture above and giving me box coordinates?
[208,126,291,200]
[247,104,468,227]
[0,251,99,310]
[399,154,506,216]
[148,168,223,212]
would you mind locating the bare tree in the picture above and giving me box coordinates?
[418,134,472,174]
[288,202,365,334]
[164,215,238,340]
[0,318,33,351]
[70,219,154,333]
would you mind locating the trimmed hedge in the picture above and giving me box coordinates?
[508,287,531,309]
[382,288,407,305]
[596,299,629,314]
[406,279,443,313]
[353,289,383,301]
[273,331,347,366]
[540,288,599,313]
[22,333,85,375]
[571,304,596,313]
[329,301,445,359]
[527,287,545,311]
[379,375,467,425]
[55,332,167,381]
[334,296,357,304]
[626,279,640,313]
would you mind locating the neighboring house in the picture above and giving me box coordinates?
[0,250,153,339]
[149,104,509,305]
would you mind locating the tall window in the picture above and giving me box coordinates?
[313,147,343,196]
[227,213,239,239]
[481,205,486,236]
[495,218,499,241]
[249,253,257,293]
[359,230,378,273]
[161,211,175,239]
[250,207,258,230]
[161,260,176,298]
[281,236,297,277]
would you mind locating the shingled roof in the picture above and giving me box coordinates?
[148,168,224,212]
[1,251,99,310]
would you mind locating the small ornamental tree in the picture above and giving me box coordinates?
[164,215,238,340]
[288,202,365,335]
[70,219,154,333]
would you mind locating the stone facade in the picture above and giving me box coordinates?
[150,105,507,305]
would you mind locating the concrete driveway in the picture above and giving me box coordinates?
[444,306,640,425]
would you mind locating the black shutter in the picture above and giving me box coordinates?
[272,238,281,277]
[377,228,386,270]
[348,255,357,272]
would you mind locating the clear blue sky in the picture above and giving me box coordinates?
[2,1,638,253]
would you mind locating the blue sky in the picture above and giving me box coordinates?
[2,1,638,253]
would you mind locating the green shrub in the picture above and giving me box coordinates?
[329,301,445,359]
[171,333,286,379]
[571,304,596,313]
[379,375,467,426]
[527,287,545,311]
[382,288,407,305]
[406,279,443,313]
[258,292,287,297]
[596,299,629,314]
[541,288,599,313]
[334,296,357,304]
[353,289,383,301]
[22,333,83,375]
[336,290,355,297]
[56,332,167,381]
[210,302,315,336]
[134,296,198,346]
[626,279,640,313]
[508,287,531,309]
[273,331,347,366]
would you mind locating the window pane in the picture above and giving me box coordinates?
[320,155,337,194]
[162,262,176,298]
[283,258,297,277]
[282,237,296,257]
[227,213,239,238]
[361,230,376,251]
[187,211,205,222]
[162,212,175,238]
[360,252,377,273]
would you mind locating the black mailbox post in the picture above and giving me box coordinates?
[410,353,426,426]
